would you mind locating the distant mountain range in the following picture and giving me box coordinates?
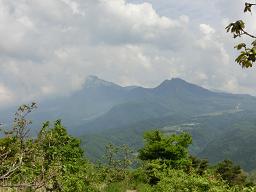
[2,76,256,171]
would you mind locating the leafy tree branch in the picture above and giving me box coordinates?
[226,2,256,68]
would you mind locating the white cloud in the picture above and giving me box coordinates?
[0,84,14,106]
[85,0,186,46]
[0,0,256,108]
[60,0,83,15]
[200,24,215,35]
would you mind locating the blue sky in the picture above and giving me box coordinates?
[0,0,256,108]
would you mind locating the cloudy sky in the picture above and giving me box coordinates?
[0,0,256,108]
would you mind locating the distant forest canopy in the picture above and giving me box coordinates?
[2,76,256,172]
[0,103,256,192]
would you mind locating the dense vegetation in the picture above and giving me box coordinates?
[1,104,256,191]
[3,77,256,172]
[81,109,256,172]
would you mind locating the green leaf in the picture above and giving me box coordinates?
[235,43,246,50]
[244,3,252,13]
[251,40,256,46]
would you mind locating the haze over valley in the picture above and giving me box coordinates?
[2,76,256,171]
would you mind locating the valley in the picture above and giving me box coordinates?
[2,76,256,171]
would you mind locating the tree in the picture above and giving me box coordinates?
[104,143,134,170]
[0,103,37,189]
[34,120,91,191]
[226,2,256,68]
[215,160,247,186]
[138,130,192,169]
[0,104,95,191]
[138,130,192,185]
[100,143,135,185]
[190,156,208,176]
[153,169,233,192]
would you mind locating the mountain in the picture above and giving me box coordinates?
[198,113,256,171]
[75,77,256,171]
[74,77,256,134]
[2,76,256,171]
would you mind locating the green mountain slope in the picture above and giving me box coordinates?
[198,113,256,171]
[2,76,256,171]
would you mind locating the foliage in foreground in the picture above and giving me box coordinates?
[0,104,256,191]
[226,1,256,68]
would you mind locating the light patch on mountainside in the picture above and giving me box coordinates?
[162,123,200,132]
[195,108,244,118]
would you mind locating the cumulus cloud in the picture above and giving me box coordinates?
[0,83,14,106]
[0,0,256,108]
[200,24,215,35]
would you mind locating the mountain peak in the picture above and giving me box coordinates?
[157,78,188,88]
[84,75,120,88]
[154,77,213,96]
[170,77,186,82]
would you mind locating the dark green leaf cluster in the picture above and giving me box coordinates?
[215,160,247,186]
[244,3,256,13]
[138,130,192,169]
[227,2,256,68]
[226,20,245,38]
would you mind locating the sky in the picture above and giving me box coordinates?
[1,0,256,108]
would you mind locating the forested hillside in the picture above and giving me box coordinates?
[2,76,256,172]
[1,103,256,191]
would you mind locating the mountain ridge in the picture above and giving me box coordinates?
[2,75,256,171]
